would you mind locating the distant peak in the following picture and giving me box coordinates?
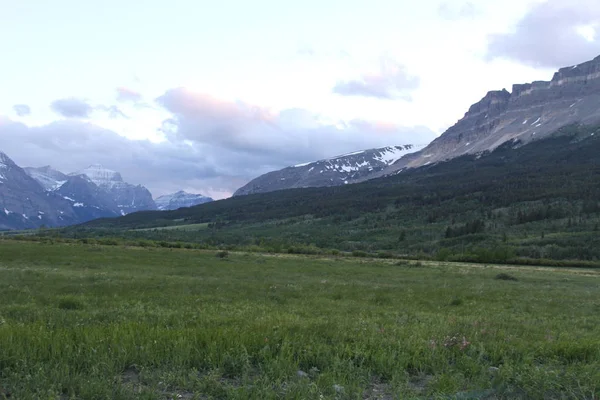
[71,164,124,185]
[0,151,14,165]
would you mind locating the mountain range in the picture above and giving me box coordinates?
[235,54,600,195]
[0,160,213,230]
[4,54,600,230]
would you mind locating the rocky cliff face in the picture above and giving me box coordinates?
[234,145,422,196]
[383,54,600,173]
[57,175,121,221]
[71,165,156,214]
[155,191,213,210]
[24,166,68,191]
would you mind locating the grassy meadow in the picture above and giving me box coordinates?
[0,240,599,399]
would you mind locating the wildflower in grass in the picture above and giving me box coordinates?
[443,334,471,351]
[460,336,471,350]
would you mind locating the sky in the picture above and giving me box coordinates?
[1,0,599,199]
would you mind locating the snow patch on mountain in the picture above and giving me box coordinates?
[234,144,424,196]
[71,164,124,188]
[155,191,213,211]
[24,166,69,191]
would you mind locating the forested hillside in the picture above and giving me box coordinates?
[60,125,600,265]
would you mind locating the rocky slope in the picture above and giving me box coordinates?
[234,145,422,196]
[155,191,213,211]
[57,175,121,221]
[23,166,68,191]
[0,152,77,230]
[70,165,156,214]
[381,54,600,173]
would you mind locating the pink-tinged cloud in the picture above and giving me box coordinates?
[158,87,275,123]
[155,87,437,169]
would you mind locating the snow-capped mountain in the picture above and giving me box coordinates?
[0,152,77,230]
[57,174,121,221]
[24,166,68,191]
[234,144,423,196]
[155,191,213,210]
[3,154,211,229]
[70,164,156,214]
[72,164,125,188]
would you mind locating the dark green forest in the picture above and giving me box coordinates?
[52,124,600,266]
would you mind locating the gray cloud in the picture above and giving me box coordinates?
[51,97,93,118]
[438,2,481,20]
[0,88,436,199]
[0,118,230,198]
[333,56,420,100]
[116,87,142,102]
[13,104,31,117]
[487,0,600,68]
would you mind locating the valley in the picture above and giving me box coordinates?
[64,124,600,268]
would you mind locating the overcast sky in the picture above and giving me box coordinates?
[1,0,599,199]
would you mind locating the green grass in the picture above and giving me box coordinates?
[0,240,599,399]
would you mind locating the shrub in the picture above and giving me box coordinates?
[58,297,84,310]
[216,250,229,259]
[495,272,518,281]
[449,297,463,306]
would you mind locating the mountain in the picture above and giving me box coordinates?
[56,174,121,221]
[234,54,600,195]
[71,164,156,214]
[75,126,600,266]
[234,144,422,196]
[380,54,600,174]
[0,152,77,230]
[155,191,213,211]
[23,166,68,191]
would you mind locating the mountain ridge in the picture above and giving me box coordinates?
[380,54,600,174]
[155,190,213,210]
[234,144,423,196]
[234,54,600,194]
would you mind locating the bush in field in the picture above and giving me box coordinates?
[216,250,229,259]
[58,296,85,310]
[495,272,518,281]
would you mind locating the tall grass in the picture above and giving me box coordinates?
[0,241,598,399]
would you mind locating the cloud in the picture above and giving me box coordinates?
[0,118,229,198]
[96,105,129,119]
[157,88,436,168]
[438,2,481,20]
[13,104,31,117]
[1,88,436,199]
[333,56,420,100]
[116,87,142,102]
[51,97,93,118]
[486,0,600,68]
